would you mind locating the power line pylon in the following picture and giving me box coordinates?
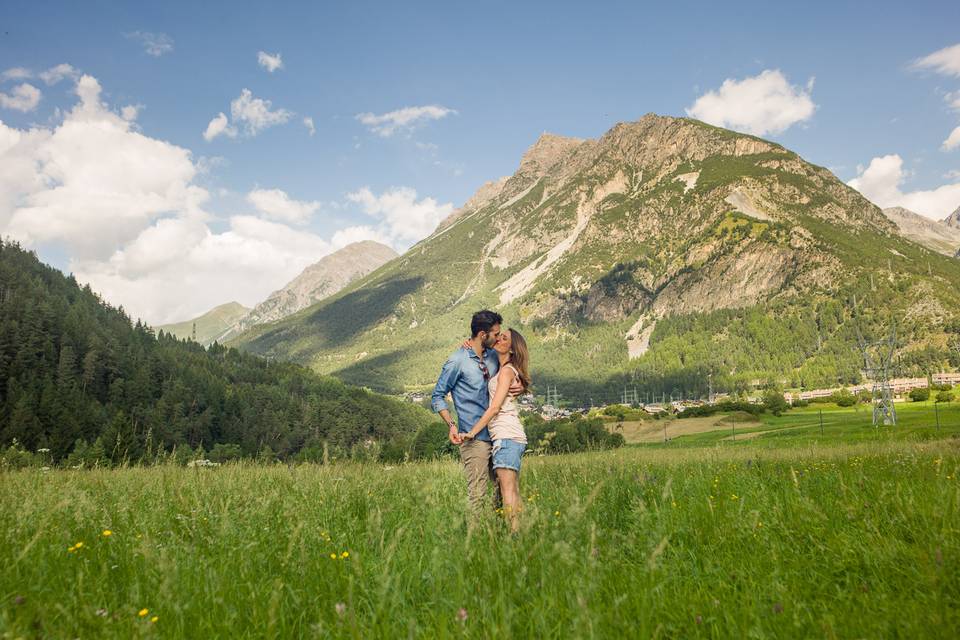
[857,323,898,427]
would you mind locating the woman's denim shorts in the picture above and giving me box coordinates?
[491,438,526,473]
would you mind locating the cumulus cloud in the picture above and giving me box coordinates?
[848,154,960,219]
[204,89,292,141]
[257,51,283,72]
[203,112,237,141]
[120,104,142,121]
[355,105,457,137]
[125,31,174,57]
[0,72,344,324]
[0,83,41,112]
[303,116,315,136]
[912,43,960,78]
[329,224,394,248]
[247,188,320,224]
[0,74,205,260]
[944,126,960,151]
[1,67,32,82]
[39,63,79,85]
[75,214,334,324]
[346,186,453,247]
[685,69,816,136]
[232,89,292,134]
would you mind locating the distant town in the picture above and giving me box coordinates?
[401,372,960,421]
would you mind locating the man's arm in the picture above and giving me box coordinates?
[463,367,516,439]
[431,355,463,445]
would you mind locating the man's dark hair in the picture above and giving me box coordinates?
[471,309,503,337]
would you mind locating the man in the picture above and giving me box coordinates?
[432,309,521,515]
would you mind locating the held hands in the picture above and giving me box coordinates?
[461,430,478,442]
[447,423,463,445]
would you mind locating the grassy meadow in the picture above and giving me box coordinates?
[617,399,960,448]
[2,430,959,638]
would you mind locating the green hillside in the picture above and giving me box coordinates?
[156,301,250,346]
[230,115,960,401]
[0,240,431,463]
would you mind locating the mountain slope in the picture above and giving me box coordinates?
[230,114,960,400]
[882,206,960,256]
[156,301,251,345]
[220,241,397,342]
[942,205,960,229]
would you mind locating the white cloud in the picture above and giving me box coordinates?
[203,90,292,141]
[74,214,334,324]
[39,63,79,85]
[947,91,960,112]
[203,112,236,141]
[848,154,960,219]
[0,74,207,264]
[944,126,960,151]
[685,69,816,136]
[120,104,142,121]
[231,89,292,134]
[125,31,174,57]
[346,186,453,247]
[0,72,346,325]
[257,51,283,73]
[355,105,457,137]
[247,188,320,224]
[329,224,393,248]
[303,116,315,136]
[913,43,960,78]
[1,67,32,82]
[0,83,41,112]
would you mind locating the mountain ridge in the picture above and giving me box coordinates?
[229,114,960,400]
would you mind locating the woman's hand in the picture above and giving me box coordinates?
[461,339,472,350]
[461,431,476,441]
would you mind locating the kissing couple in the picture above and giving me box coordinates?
[431,310,532,532]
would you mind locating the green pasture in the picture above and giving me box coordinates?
[2,438,958,638]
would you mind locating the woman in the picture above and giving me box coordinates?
[462,328,531,532]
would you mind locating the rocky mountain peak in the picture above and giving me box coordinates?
[220,241,397,342]
[943,204,960,229]
[518,132,587,175]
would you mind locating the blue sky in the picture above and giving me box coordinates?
[1,0,959,323]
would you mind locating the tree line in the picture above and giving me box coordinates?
[0,239,431,467]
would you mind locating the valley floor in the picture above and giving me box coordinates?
[2,438,958,638]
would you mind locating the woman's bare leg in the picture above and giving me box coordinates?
[495,468,521,533]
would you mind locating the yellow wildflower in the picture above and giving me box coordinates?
[138,608,149,617]
[102,530,112,537]
[330,553,337,560]
[341,551,349,559]
[150,616,158,623]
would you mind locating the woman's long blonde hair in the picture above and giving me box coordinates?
[507,328,532,394]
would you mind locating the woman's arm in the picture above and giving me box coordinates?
[463,367,516,439]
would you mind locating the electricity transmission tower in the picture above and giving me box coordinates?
[622,387,639,406]
[857,323,898,427]
[545,385,560,407]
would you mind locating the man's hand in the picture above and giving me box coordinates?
[448,424,463,445]
[508,379,525,397]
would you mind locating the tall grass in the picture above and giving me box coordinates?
[1,440,958,637]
